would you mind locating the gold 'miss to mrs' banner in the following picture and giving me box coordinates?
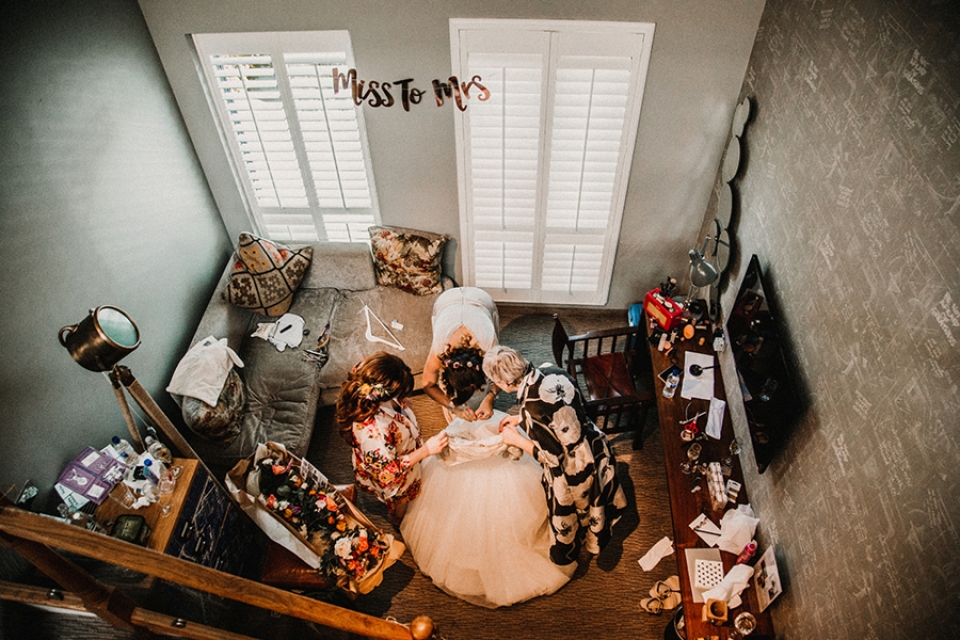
[333,68,490,111]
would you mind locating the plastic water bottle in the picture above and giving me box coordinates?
[663,371,679,399]
[142,458,168,485]
[144,429,173,465]
[110,435,137,459]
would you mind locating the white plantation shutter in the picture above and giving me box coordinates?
[194,32,378,243]
[452,20,654,304]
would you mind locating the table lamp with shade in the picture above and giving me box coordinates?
[685,218,730,319]
[686,247,720,313]
[59,306,198,460]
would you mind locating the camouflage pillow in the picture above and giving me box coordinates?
[181,369,245,444]
[223,233,313,316]
[368,225,446,295]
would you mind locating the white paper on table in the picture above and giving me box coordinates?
[685,547,722,602]
[681,351,715,399]
[689,513,722,547]
[705,397,726,439]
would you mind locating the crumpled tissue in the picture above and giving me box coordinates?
[638,536,675,571]
[718,503,759,554]
[701,563,754,608]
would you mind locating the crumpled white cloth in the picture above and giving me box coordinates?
[166,336,243,406]
[718,503,759,554]
[702,563,754,608]
[252,313,304,352]
[439,411,521,466]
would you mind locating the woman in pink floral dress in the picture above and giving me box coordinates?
[336,352,447,523]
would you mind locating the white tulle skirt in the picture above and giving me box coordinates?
[401,415,576,608]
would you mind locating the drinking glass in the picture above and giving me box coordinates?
[722,438,742,467]
[157,476,176,518]
[109,483,137,510]
[730,612,757,638]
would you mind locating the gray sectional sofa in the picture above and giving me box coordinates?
[180,242,446,469]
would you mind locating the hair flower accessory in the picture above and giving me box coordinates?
[359,382,389,402]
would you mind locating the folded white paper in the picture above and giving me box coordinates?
[706,397,726,439]
[638,536,674,571]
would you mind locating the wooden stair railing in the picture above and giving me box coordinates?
[0,501,433,640]
[0,579,260,640]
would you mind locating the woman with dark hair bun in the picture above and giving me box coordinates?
[336,352,447,523]
[423,287,500,422]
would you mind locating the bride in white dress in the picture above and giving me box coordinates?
[400,410,576,608]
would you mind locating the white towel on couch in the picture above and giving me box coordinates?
[167,336,244,406]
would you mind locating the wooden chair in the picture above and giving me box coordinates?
[551,314,656,449]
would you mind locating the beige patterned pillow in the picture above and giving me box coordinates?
[223,233,313,316]
[368,225,446,295]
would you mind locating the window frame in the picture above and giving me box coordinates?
[449,19,655,305]
[193,30,380,243]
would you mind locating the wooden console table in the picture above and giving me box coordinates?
[647,324,775,639]
[95,458,264,578]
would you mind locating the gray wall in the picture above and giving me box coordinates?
[0,0,229,506]
[714,0,960,637]
[138,0,765,308]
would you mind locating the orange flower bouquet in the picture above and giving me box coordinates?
[226,442,404,595]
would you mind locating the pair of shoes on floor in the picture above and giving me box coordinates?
[640,575,681,615]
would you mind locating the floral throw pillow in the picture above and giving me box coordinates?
[368,225,447,295]
[223,233,313,316]
[181,368,245,444]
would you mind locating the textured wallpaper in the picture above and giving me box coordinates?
[712,1,960,638]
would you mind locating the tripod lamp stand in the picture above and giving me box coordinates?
[58,306,197,460]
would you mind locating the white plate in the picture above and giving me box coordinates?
[722,137,741,183]
[717,183,733,228]
[732,96,752,137]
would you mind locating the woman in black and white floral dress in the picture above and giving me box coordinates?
[484,345,628,566]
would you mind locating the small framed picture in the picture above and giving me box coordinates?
[753,545,783,611]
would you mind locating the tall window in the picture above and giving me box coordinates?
[450,20,654,304]
[194,31,379,242]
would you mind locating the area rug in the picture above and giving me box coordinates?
[305,307,681,640]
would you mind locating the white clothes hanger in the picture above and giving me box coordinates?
[362,304,404,351]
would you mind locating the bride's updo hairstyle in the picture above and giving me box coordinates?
[439,345,487,406]
[482,345,532,390]
[336,351,414,442]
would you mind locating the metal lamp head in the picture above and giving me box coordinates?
[689,249,720,288]
[58,306,141,372]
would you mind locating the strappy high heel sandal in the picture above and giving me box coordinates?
[640,575,681,614]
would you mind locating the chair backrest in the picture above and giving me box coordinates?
[551,314,654,448]
[551,314,646,377]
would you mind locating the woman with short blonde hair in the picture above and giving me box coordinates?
[483,345,627,566]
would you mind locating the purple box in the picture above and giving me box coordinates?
[56,462,113,504]
[56,446,125,505]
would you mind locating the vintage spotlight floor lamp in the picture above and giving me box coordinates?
[58,306,197,460]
